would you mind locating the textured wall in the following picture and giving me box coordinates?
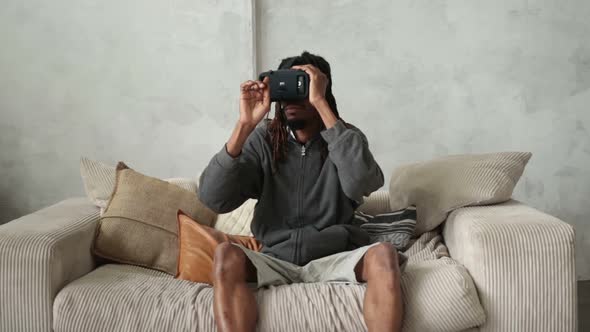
[0,0,254,221]
[1,0,588,279]
[257,0,590,279]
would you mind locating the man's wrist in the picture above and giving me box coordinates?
[226,121,256,158]
[313,98,338,129]
[311,97,328,109]
[237,121,257,132]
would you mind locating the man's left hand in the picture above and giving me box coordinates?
[291,64,329,107]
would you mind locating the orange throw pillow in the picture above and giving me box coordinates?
[176,209,262,285]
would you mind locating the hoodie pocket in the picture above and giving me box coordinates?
[259,223,292,247]
[284,216,299,229]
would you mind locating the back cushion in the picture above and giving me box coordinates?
[92,162,216,275]
[212,191,391,236]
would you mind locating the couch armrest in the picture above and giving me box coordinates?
[443,200,577,332]
[0,197,100,332]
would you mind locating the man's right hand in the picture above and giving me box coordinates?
[225,77,271,158]
[239,77,271,127]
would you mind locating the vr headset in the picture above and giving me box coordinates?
[258,69,309,102]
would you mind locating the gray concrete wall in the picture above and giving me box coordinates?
[0,0,254,219]
[1,0,588,279]
[257,0,590,280]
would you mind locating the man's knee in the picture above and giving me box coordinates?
[365,242,399,274]
[213,242,248,282]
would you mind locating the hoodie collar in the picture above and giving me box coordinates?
[287,125,323,147]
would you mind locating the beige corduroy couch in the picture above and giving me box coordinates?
[0,190,577,332]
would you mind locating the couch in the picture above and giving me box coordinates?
[0,190,577,331]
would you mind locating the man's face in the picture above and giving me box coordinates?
[280,98,321,131]
[282,64,321,129]
[281,99,316,121]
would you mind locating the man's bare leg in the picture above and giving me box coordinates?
[354,242,404,332]
[212,242,258,332]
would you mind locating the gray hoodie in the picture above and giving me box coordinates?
[198,119,384,266]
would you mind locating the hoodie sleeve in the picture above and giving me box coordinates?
[320,119,385,206]
[198,131,263,214]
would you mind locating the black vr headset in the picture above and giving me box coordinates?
[258,58,309,102]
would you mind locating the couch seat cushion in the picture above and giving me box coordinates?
[54,254,484,332]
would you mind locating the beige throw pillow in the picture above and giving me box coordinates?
[92,162,216,275]
[80,157,201,215]
[389,152,531,235]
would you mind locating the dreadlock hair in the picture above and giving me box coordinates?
[265,51,350,173]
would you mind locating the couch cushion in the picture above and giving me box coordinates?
[54,253,484,332]
[80,157,201,215]
[402,228,486,331]
[356,190,392,215]
[389,151,531,236]
[53,264,368,332]
[213,198,257,236]
[212,190,393,236]
[401,258,485,331]
[92,162,216,275]
[176,209,262,284]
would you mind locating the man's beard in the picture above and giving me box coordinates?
[286,119,307,130]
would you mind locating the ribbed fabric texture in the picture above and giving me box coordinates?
[402,229,486,331]
[0,197,100,332]
[443,200,577,332]
[53,264,367,332]
[51,226,485,332]
[356,190,391,215]
[402,259,485,331]
[80,157,200,215]
[2,193,576,331]
[80,157,117,210]
[389,152,532,236]
[213,199,256,236]
[353,207,416,248]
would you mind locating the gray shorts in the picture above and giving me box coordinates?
[232,242,408,288]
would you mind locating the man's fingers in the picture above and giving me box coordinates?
[240,80,255,89]
[292,65,311,69]
[244,89,264,100]
[241,80,263,92]
[259,76,269,89]
[242,76,270,94]
[292,64,316,74]
[254,77,269,90]
[262,82,270,105]
[291,65,308,72]
[292,65,317,78]
[242,80,267,90]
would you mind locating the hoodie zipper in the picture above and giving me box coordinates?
[295,144,307,265]
[288,128,316,265]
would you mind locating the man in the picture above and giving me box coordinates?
[199,51,405,332]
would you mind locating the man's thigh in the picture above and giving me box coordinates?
[244,253,258,283]
[301,242,382,284]
[231,243,303,288]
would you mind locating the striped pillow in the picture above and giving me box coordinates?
[389,151,531,235]
[353,207,416,250]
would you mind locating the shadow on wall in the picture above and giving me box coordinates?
[0,191,23,225]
